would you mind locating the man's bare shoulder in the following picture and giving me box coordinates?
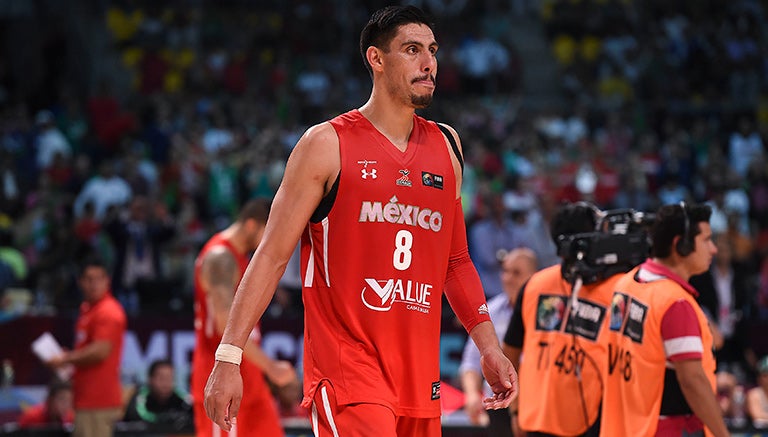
[200,246,236,271]
[287,121,341,188]
[296,122,339,153]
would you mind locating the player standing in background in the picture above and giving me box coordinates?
[204,5,516,437]
[600,203,729,437]
[192,198,297,437]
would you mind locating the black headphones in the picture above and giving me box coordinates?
[676,201,694,256]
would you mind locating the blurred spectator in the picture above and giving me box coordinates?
[138,47,169,95]
[123,359,192,431]
[691,233,754,375]
[73,201,102,251]
[57,94,89,153]
[747,157,768,233]
[86,81,137,155]
[717,371,738,420]
[503,175,558,268]
[103,195,175,313]
[34,110,71,172]
[17,379,74,430]
[73,160,132,220]
[729,116,764,178]
[747,356,768,428]
[295,57,331,124]
[656,173,691,206]
[46,152,73,188]
[201,111,234,157]
[453,28,510,95]
[120,147,157,197]
[0,227,27,290]
[469,191,529,298]
[557,152,620,206]
[0,151,22,219]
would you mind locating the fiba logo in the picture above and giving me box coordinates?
[361,168,378,179]
[361,278,433,313]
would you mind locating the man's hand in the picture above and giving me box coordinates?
[464,390,490,425]
[480,347,518,409]
[204,361,243,432]
[46,352,69,369]
[266,360,298,388]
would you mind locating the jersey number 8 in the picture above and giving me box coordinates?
[393,230,413,271]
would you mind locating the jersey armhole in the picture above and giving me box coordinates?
[310,173,340,223]
[437,123,463,174]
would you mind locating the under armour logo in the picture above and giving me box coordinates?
[362,168,378,179]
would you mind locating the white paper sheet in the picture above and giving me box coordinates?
[31,332,73,381]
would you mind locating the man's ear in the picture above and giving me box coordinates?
[367,46,384,72]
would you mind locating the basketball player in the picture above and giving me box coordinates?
[192,198,297,437]
[204,6,517,437]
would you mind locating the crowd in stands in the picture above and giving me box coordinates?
[1,0,768,428]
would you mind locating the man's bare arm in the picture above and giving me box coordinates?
[673,359,730,437]
[200,221,297,386]
[218,122,339,349]
[205,122,339,431]
[440,122,517,409]
[200,247,239,335]
[49,341,111,368]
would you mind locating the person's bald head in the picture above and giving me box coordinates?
[500,248,538,304]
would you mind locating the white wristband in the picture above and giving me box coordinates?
[215,344,243,365]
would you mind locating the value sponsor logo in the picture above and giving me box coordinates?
[361,278,433,314]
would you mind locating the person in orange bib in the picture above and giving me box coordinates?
[600,202,729,437]
[504,202,637,437]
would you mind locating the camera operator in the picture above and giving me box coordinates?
[502,201,647,436]
[600,202,729,437]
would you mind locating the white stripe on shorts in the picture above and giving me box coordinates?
[311,402,319,436]
[321,386,340,437]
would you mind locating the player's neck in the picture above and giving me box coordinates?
[220,224,248,255]
[359,96,415,151]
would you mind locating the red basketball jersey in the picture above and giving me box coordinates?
[191,233,283,437]
[300,110,458,418]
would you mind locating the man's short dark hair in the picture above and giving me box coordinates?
[359,5,434,77]
[78,254,110,277]
[237,197,271,224]
[549,201,598,246]
[148,359,174,378]
[650,203,712,258]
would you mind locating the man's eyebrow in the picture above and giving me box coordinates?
[400,40,439,49]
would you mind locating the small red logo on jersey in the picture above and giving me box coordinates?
[397,169,412,187]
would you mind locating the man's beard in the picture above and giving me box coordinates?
[411,93,433,108]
